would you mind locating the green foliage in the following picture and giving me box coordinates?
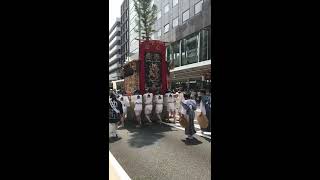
[133,0,157,40]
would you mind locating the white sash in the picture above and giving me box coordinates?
[109,99,120,114]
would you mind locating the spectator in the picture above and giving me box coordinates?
[200,89,211,132]
[109,93,123,139]
[180,92,197,142]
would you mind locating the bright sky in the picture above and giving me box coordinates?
[109,0,122,31]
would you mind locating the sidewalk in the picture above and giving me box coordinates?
[109,151,131,180]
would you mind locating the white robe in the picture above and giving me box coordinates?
[133,95,143,116]
[119,96,130,115]
[143,93,153,115]
[177,92,185,113]
[200,100,206,115]
[167,93,175,112]
[154,95,163,114]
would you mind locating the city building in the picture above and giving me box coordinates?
[120,0,130,64]
[117,0,212,91]
[109,18,122,82]
[152,0,212,90]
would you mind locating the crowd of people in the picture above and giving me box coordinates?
[108,88,212,143]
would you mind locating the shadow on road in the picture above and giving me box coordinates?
[124,120,177,148]
[200,136,211,143]
[109,136,122,143]
[181,138,203,145]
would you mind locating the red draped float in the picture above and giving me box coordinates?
[139,40,167,94]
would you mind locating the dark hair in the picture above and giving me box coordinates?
[137,95,140,99]
[184,93,191,99]
[158,95,162,99]
[110,93,116,100]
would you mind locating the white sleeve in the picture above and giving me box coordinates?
[200,101,206,115]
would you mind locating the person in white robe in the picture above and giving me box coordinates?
[143,89,153,124]
[154,93,163,124]
[133,93,143,128]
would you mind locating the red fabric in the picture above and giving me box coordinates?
[139,40,167,95]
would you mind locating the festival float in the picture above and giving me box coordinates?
[123,40,168,121]
[123,40,168,95]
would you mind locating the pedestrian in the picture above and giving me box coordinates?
[109,92,123,139]
[154,91,163,124]
[199,89,211,132]
[180,92,197,142]
[143,89,153,124]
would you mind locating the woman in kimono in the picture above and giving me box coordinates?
[180,93,197,141]
[200,89,211,132]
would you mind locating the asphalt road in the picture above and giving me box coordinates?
[109,121,212,180]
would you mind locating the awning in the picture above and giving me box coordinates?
[170,60,211,81]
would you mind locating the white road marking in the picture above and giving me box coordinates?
[109,151,131,180]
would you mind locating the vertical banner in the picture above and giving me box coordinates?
[139,40,167,94]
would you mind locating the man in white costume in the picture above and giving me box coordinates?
[133,91,143,128]
[143,89,153,124]
[176,90,185,118]
[118,92,130,128]
[154,91,163,124]
[167,91,176,123]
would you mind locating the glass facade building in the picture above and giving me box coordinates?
[152,0,211,90]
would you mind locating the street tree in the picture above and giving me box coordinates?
[133,0,157,40]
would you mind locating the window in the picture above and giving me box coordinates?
[164,24,169,33]
[157,29,161,38]
[182,33,199,65]
[172,17,179,28]
[182,10,189,23]
[199,30,209,61]
[173,41,180,67]
[195,0,203,15]
[173,0,178,7]
[181,39,186,65]
[157,11,161,19]
[164,4,169,13]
